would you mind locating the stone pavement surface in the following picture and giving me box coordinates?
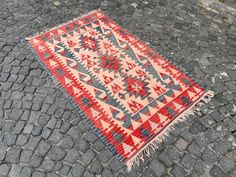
[0,0,236,177]
[218,0,236,8]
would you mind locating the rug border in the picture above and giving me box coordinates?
[26,9,214,171]
[26,9,100,40]
[126,90,213,170]
[26,9,128,163]
[26,43,125,160]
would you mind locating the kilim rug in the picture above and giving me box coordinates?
[27,10,213,170]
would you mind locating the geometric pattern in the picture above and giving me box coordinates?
[27,10,210,166]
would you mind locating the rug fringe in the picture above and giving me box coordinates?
[25,10,215,171]
[126,90,214,171]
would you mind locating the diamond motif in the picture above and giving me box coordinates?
[29,10,210,166]
[82,36,97,51]
[101,55,119,71]
[126,77,147,97]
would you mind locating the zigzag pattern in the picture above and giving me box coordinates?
[29,10,206,163]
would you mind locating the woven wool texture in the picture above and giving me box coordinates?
[27,10,213,169]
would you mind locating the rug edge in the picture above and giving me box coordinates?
[25,9,102,40]
[25,41,126,161]
[25,9,215,171]
[126,90,214,171]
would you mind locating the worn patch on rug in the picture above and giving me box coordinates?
[27,10,213,170]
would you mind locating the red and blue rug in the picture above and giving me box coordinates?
[27,10,213,170]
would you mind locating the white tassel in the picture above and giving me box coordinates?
[25,9,215,172]
[126,90,214,171]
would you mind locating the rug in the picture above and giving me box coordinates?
[27,10,213,170]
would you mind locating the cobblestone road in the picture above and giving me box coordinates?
[0,0,236,177]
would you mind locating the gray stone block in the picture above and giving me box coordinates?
[149,159,165,177]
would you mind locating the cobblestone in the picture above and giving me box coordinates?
[167,146,180,160]
[5,147,21,163]
[142,168,155,177]
[175,137,188,151]
[194,158,207,175]
[102,168,114,177]
[32,171,46,177]
[47,146,66,161]
[23,123,33,134]
[181,153,195,169]
[170,165,187,177]
[41,128,52,139]
[149,159,165,176]
[213,140,230,155]
[230,170,236,177]
[76,139,90,153]
[209,165,229,177]
[83,170,94,177]
[187,142,202,157]
[109,158,124,172]
[20,149,33,163]
[13,120,25,134]
[98,149,113,163]
[48,130,63,144]
[8,165,21,177]
[0,164,10,176]
[32,125,43,136]
[159,150,173,167]
[24,136,41,151]
[92,139,106,152]
[71,163,85,177]
[59,165,70,176]
[0,143,7,161]
[64,149,80,164]
[205,128,219,143]
[219,156,235,172]
[30,153,43,168]
[79,149,96,166]
[40,158,56,172]
[90,159,103,174]
[202,148,218,165]
[20,166,33,177]
[0,0,236,176]
[59,136,74,149]
[36,140,51,156]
